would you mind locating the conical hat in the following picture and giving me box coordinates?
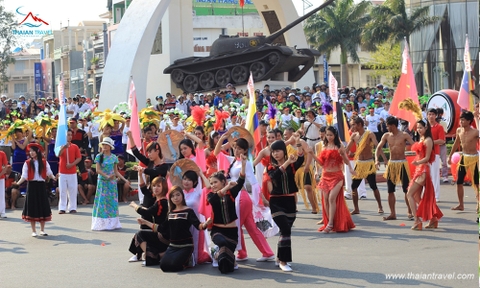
[169,159,201,188]
[157,130,184,162]
[227,126,254,149]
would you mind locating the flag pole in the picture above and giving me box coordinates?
[242,5,245,36]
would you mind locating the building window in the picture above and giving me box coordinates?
[14,83,27,94]
[332,72,341,82]
[15,60,26,71]
[366,75,381,87]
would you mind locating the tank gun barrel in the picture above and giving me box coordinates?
[265,0,334,43]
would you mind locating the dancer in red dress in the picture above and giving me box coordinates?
[314,126,355,233]
[407,120,443,230]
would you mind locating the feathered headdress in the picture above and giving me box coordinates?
[322,101,333,115]
[191,106,206,127]
[266,101,277,129]
[214,110,230,131]
[399,99,423,121]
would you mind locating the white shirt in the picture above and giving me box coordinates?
[176,102,188,114]
[379,109,390,121]
[78,103,91,113]
[91,122,101,138]
[345,110,354,120]
[159,120,168,132]
[66,103,78,117]
[170,123,184,133]
[357,102,367,109]
[224,155,257,187]
[21,160,53,181]
[280,114,293,127]
[366,114,380,132]
[122,126,130,144]
[374,107,384,115]
[304,116,322,140]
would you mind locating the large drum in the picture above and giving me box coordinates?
[427,89,461,137]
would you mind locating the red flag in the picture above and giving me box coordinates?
[239,0,245,7]
[390,39,420,130]
[127,78,142,156]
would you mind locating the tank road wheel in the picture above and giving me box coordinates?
[215,69,231,87]
[268,53,280,66]
[171,69,184,84]
[231,65,249,84]
[199,72,215,90]
[183,74,199,92]
[250,61,267,81]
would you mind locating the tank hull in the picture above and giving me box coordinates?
[163,45,320,92]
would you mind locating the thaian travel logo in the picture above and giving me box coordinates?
[13,6,52,37]
[16,7,49,27]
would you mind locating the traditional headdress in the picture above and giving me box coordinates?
[398,98,423,121]
[93,109,125,131]
[213,110,230,131]
[139,107,161,129]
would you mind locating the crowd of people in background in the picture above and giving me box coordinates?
[0,80,478,273]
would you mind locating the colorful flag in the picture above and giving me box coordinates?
[329,71,338,102]
[245,72,260,153]
[127,78,142,156]
[390,39,420,130]
[239,0,245,8]
[457,36,474,111]
[54,76,68,157]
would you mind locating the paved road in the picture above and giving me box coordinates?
[1,181,478,288]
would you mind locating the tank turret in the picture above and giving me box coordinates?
[164,0,334,92]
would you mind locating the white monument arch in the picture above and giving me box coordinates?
[99,0,317,110]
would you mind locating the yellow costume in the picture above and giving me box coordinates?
[287,144,319,211]
[352,131,376,179]
[458,153,479,189]
[383,160,410,184]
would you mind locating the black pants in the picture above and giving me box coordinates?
[352,173,378,191]
[270,196,296,263]
[387,165,410,193]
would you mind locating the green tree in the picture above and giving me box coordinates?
[0,1,17,93]
[362,0,440,50]
[364,42,401,87]
[304,0,371,86]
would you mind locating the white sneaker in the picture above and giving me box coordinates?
[0,213,6,218]
[211,245,219,267]
[234,264,239,270]
[442,177,449,183]
[128,255,139,262]
[256,255,275,262]
[31,232,37,237]
[344,195,352,200]
[235,256,248,262]
[141,261,146,266]
[212,259,219,268]
[279,263,293,272]
[275,260,291,267]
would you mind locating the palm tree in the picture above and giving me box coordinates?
[362,0,440,51]
[304,0,371,86]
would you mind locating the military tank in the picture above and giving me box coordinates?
[164,0,334,93]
